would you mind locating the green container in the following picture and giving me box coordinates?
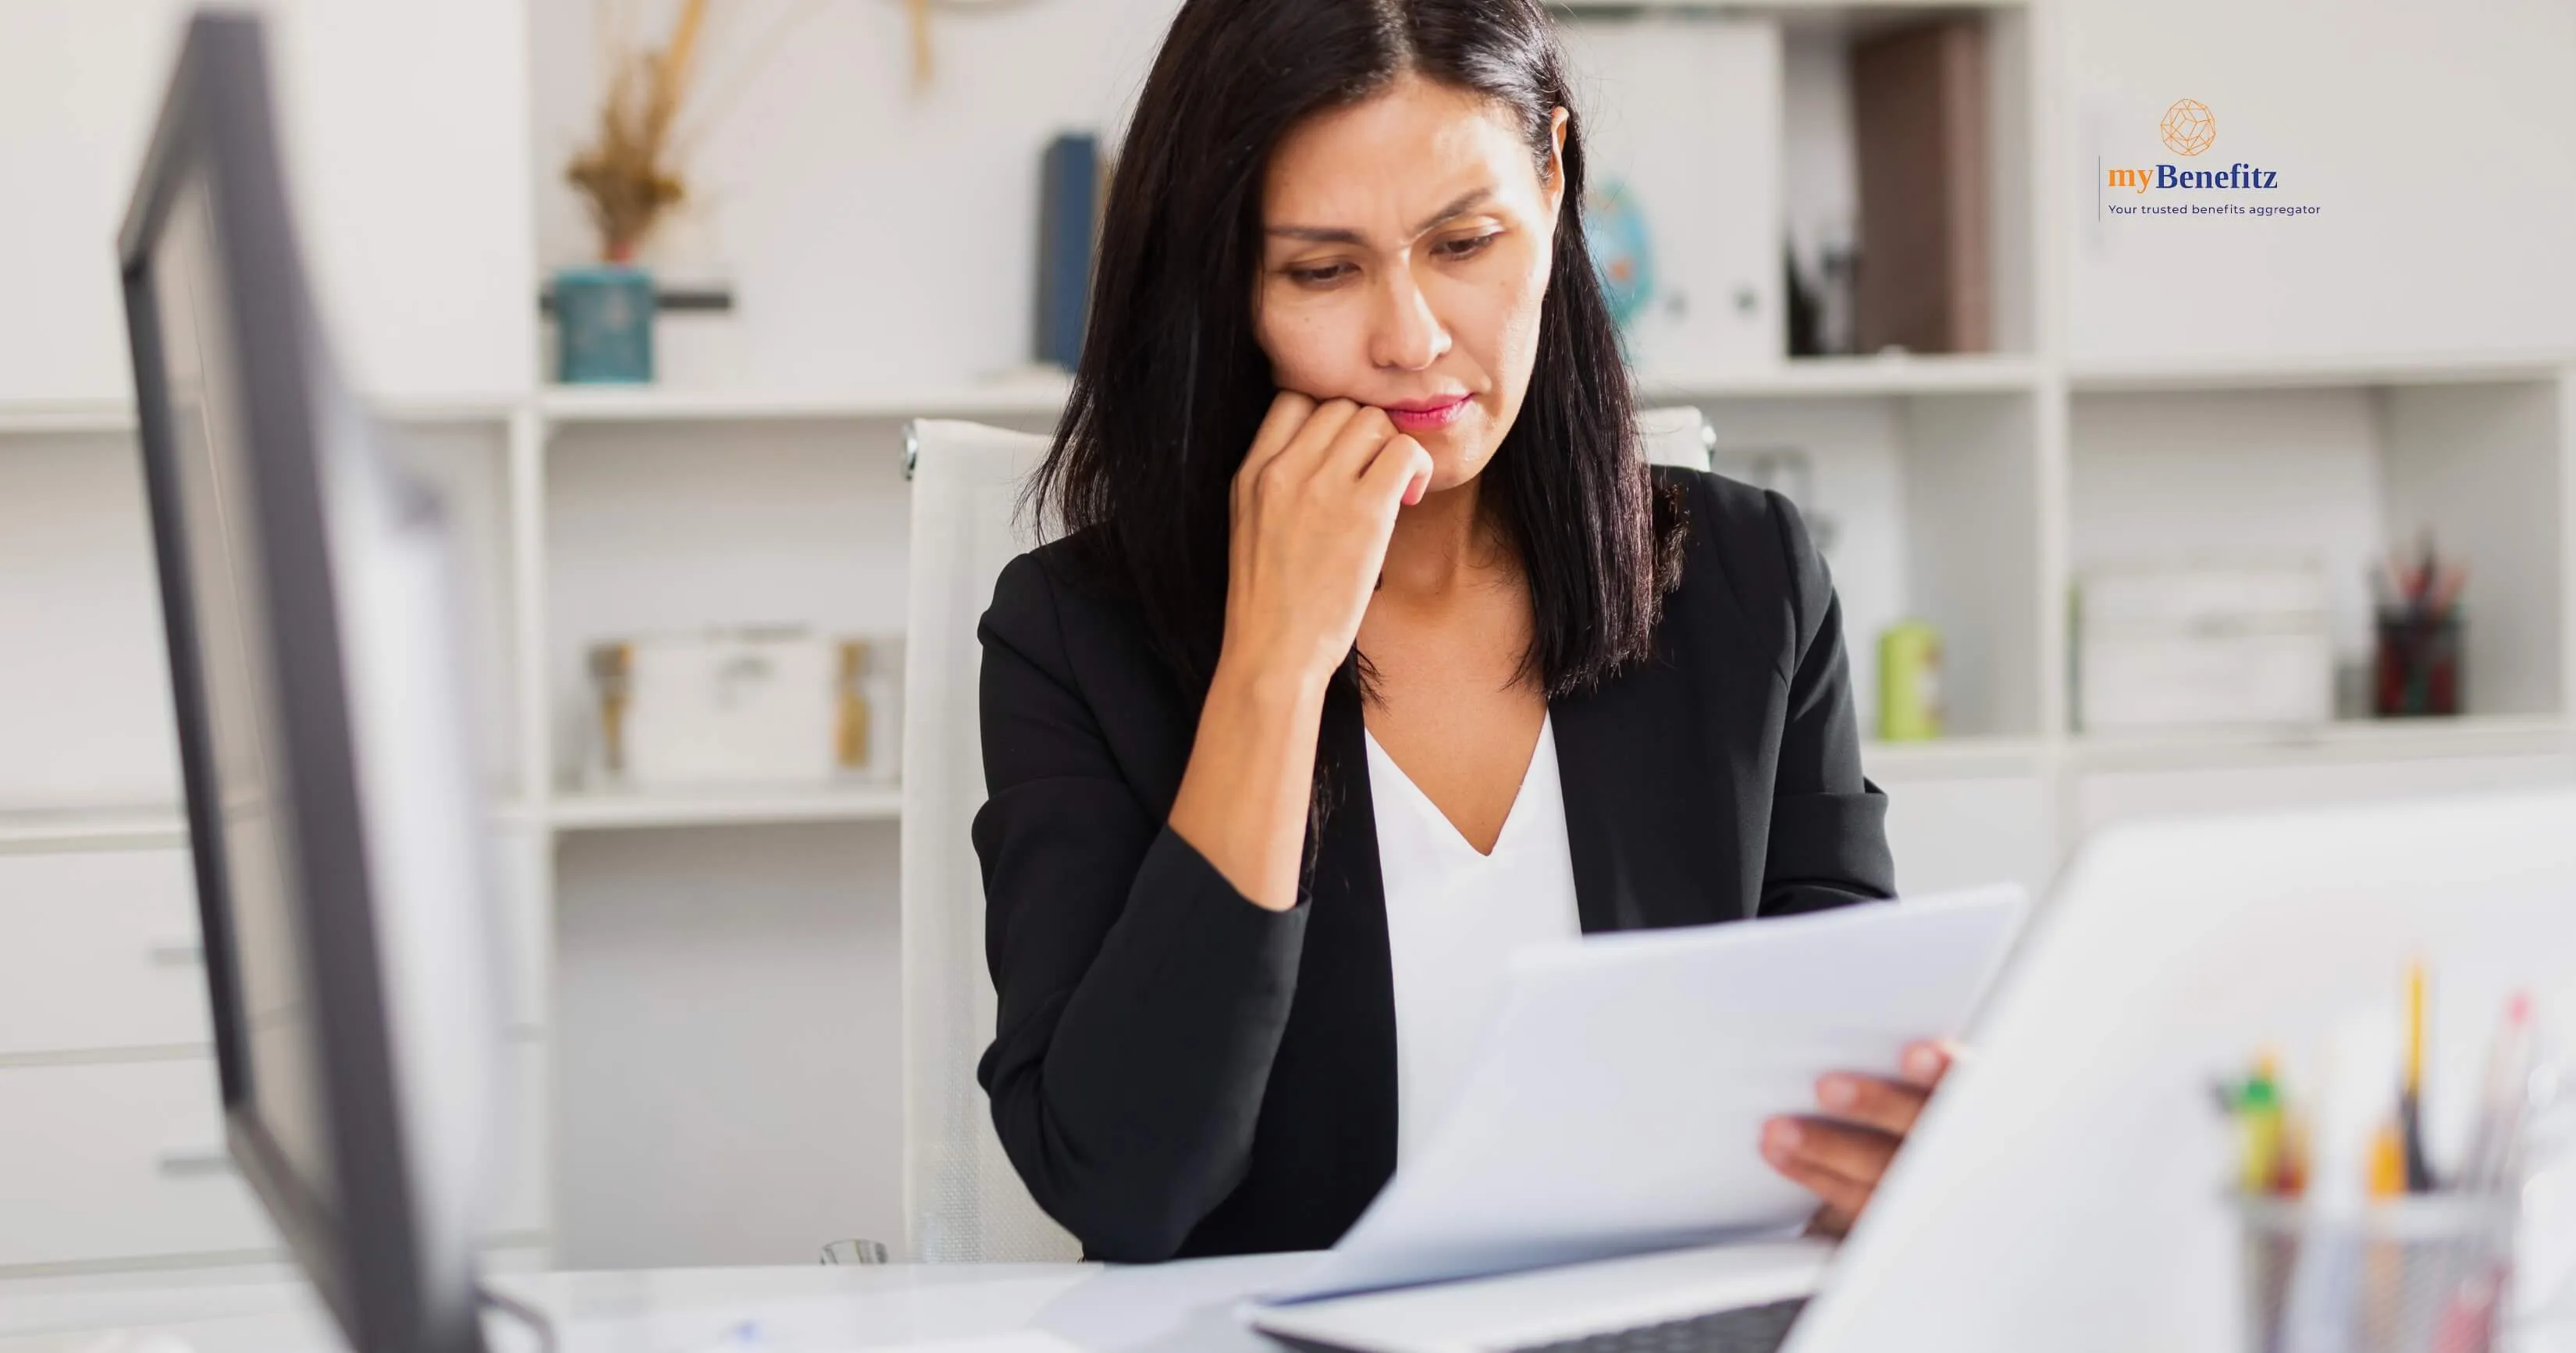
[1879,618,1944,742]
[553,264,655,383]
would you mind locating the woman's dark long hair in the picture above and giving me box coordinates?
[1031,0,1686,700]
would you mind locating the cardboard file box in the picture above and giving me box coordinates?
[2077,560,2334,732]
[589,628,898,787]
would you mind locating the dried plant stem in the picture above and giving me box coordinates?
[565,0,712,262]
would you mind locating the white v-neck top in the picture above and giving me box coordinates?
[1362,713,1582,1166]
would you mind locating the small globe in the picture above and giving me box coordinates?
[2160,98,2217,156]
[1583,179,1655,334]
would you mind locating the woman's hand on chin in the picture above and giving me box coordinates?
[1219,391,1436,685]
[1758,1040,1954,1238]
[1165,391,1435,913]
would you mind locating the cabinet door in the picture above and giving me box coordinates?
[1878,773,2058,899]
[0,1047,548,1271]
[0,1059,276,1269]
[0,851,209,1057]
[2066,0,2576,361]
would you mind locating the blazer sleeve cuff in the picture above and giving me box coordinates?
[1122,821,1312,967]
[994,824,1311,1258]
[1762,782,1896,915]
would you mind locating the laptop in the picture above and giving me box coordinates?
[1248,785,2576,1352]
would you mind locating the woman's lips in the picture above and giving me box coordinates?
[1382,394,1471,433]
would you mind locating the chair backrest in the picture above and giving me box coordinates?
[896,405,1709,1262]
[898,418,1080,1263]
[1639,404,1713,472]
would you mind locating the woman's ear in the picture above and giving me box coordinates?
[1543,106,1571,222]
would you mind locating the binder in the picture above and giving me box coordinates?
[1849,20,1991,354]
[1034,132,1101,369]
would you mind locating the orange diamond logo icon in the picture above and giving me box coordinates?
[2160,98,2217,156]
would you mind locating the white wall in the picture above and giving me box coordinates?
[0,0,532,404]
[2065,0,2576,362]
[525,0,1182,391]
[553,822,902,1268]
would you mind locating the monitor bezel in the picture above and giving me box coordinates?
[116,15,461,1353]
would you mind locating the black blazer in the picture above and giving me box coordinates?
[970,466,1895,1264]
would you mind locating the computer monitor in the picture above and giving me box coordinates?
[117,15,512,1353]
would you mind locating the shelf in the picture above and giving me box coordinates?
[1862,736,2050,780]
[371,394,525,425]
[0,808,187,853]
[2069,714,2575,773]
[1636,354,2041,402]
[2068,351,2571,393]
[0,800,537,855]
[0,397,521,437]
[547,782,902,831]
[0,402,137,436]
[537,376,1071,426]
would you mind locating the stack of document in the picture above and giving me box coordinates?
[1262,887,2028,1305]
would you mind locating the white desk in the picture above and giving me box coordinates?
[0,1255,1320,1353]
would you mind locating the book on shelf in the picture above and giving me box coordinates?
[1850,18,1992,355]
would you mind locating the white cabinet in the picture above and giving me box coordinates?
[0,837,550,1275]
[0,841,550,1061]
[0,1059,274,1270]
[0,853,208,1057]
[0,1048,546,1272]
[1557,13,1784,375]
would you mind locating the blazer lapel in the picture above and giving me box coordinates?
[1300,660,1400,1177]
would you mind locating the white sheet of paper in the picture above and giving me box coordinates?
[1261,885,2028,1304]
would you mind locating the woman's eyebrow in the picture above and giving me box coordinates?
[1267,187,1496,244]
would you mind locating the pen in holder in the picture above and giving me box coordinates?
[2370,536,2467,718]
[2238,1191,2517,1353]
[2222,984,2565,1353]
[2374,605,2464,718]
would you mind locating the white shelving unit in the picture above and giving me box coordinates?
[6,0,2575,1279]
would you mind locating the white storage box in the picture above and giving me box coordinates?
[2077,559,2334,732]
[588,628,898,787]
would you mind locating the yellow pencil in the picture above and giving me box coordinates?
[2401,961,2433,1191]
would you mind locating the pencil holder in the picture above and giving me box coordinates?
[2236,1192,2517,1353]
[2373,605,2464,717]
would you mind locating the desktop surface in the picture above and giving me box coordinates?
[14,1252,2576,1353]
[0,1255,1304,1353]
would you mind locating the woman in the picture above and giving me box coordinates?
[972,0,1940,1264]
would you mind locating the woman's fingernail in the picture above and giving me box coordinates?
[1764,1120,1802,1155]
[1819,1076,1858,1111]
[1906,1045,1944,1080]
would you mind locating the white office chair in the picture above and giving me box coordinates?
[1638,404,1715,472]
[895,406,1713,1262]
[899,418,1079,1263]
